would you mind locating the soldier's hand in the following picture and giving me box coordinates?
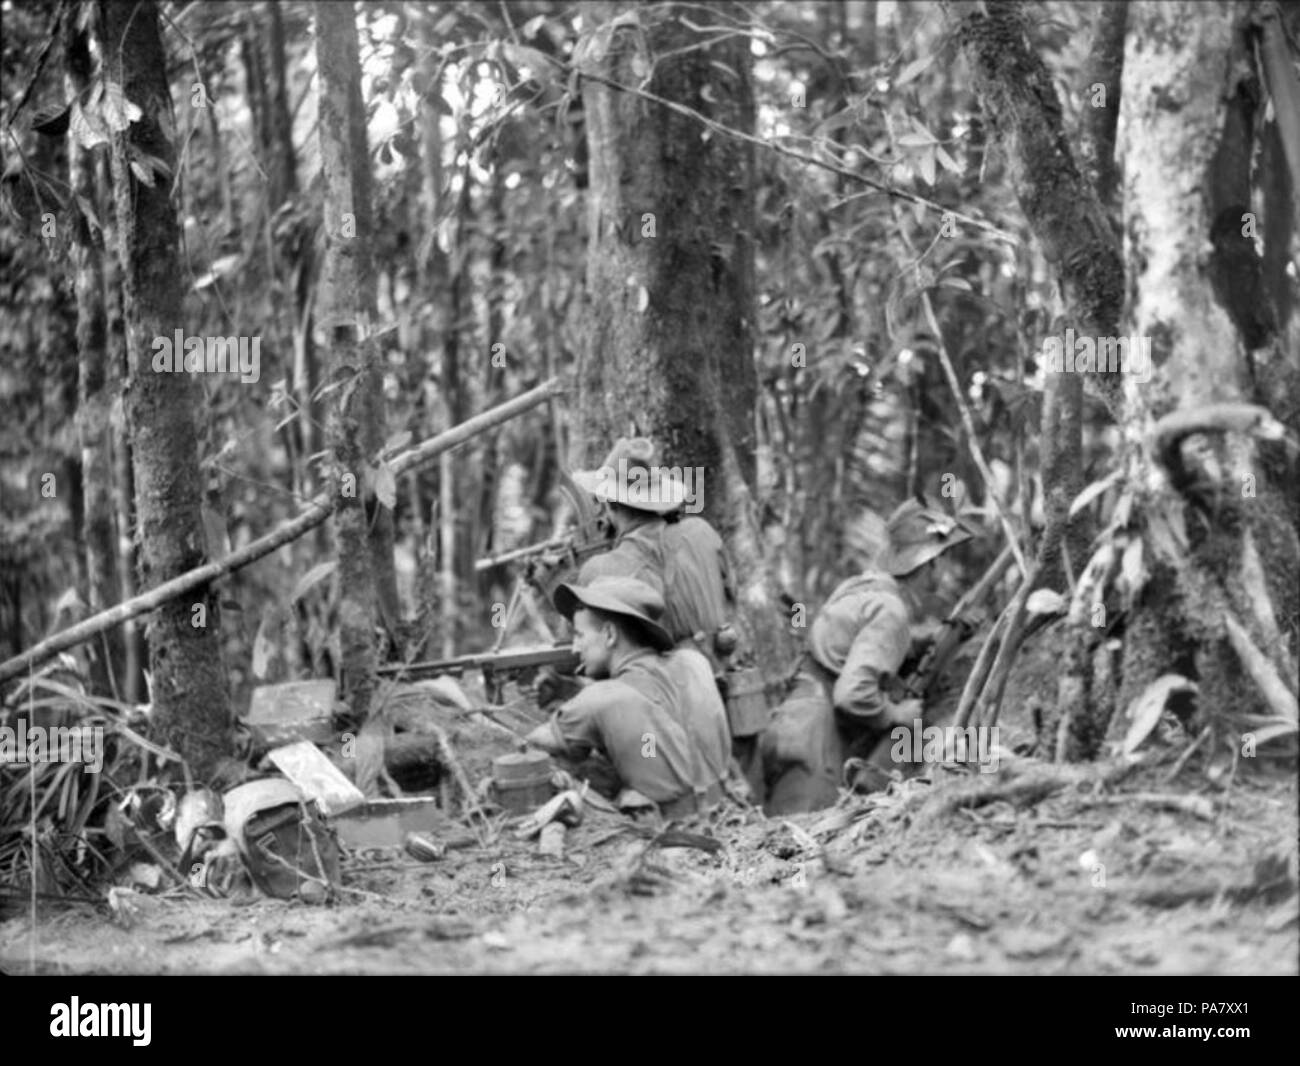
[536,667,583,709]
[886,698,924,728]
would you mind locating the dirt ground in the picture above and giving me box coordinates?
[2,744,1295,975]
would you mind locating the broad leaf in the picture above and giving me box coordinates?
[1122,674,1197,755]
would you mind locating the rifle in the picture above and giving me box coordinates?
[895,544,1014,702]
[376,643,579,703]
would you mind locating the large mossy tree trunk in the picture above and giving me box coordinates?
[1111,0,1298,751]
[577,1,795,674]
[99,0,230,777]
[957,0,1297,757]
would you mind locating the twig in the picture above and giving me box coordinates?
[578,69,1016,243]
[920,292,1027,576]
[0,888,104,906]
[1080,792,1215,821]
[977,562,1043,728]
[952,603,1008,728]
[430,725,488,827]
[1162,725,1212,784]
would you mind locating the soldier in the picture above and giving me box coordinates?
[524,576,731,817]
[761,500,976,815]
[564,437,773,795]
[569,437,735,669]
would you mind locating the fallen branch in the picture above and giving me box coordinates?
[429,724,487,824]
[917,756,1139,822]
[1080,791,1215,821]
[0,380,561,684]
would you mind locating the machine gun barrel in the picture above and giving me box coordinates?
[474,535,572,572]
[377,644,579,681]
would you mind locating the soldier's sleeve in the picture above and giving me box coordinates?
[579,541,661,591]
[550,686,606,758]
[831,592,911,726]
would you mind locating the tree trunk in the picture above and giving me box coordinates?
[66,12,121,696]
[265,1,298,212]
[415,13,449,654]
[315,1,396,723]
[98,0,230,776]
[953,0,1123,748]
[578,1,795,674]
[1113,0,1298,746]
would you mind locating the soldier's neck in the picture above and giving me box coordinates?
[609,645,655,677]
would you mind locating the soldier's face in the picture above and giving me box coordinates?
[571,608,615,679]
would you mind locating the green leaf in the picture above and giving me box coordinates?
[817,107,857,135]
[918,148,936,186]
[129,159,155,187]
[895,54,935,87]
[100,80,142,132]
[291,561,338,604]
[1122,675,1197,755]
[252,609,276,680]
[374,461,398,510]
[1026,589,1066,615]
[935,145,963,175]
[70,102,108,150]
[1069,469,1122,517]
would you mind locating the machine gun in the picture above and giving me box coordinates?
[474,520,613,598]
[377,643,579,703]
[475,472,616,601]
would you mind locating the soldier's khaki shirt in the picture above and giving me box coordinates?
[542,647,730,804]
[808,571,912,724]
[578,516,733,648]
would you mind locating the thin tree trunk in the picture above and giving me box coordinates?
[315,0,396,722]
[66,12,120,696]
[102,175,139,703]
[98,0,230,776]
[1079,0,1127,213]
[265,1,298,211]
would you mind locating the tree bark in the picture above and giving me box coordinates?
[98,0,230,777]
[315,1,401,722]
[66,10,121,696]
[1115,0,1298,740]
[1079,0,1128,213]
[952,0,1124,749]
[578,1,795,674]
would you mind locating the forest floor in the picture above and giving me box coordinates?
[2,740,1296,975]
